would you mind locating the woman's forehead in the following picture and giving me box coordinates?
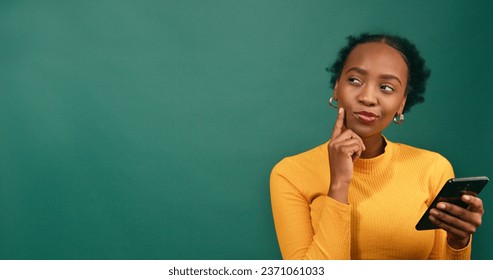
[343,42,409,79]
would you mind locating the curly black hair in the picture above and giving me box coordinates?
[327,33,431,113]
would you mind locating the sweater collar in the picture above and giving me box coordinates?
[353,135,398,175]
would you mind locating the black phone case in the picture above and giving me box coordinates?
[415,176,489,230]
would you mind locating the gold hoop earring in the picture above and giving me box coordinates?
[329,97,338,109]
[393,114,404,125]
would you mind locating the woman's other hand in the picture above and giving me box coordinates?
[429,195,484,249]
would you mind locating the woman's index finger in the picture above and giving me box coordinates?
[331,107,345,139]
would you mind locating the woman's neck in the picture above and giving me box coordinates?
[360,134,386,159]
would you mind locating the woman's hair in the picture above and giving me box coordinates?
[327,33,431,113]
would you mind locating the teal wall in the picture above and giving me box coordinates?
[1,0,492,259]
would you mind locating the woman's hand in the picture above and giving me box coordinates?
[429,195,484,249]
[327,108,365,203]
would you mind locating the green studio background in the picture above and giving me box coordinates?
[0,0,492,259]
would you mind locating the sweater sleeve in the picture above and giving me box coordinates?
[427,154,471,260]
[428,229,472,260]
[270,159,352,259]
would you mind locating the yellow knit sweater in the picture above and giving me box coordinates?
[270,137,471,259]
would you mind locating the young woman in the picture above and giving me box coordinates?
[270,33,484,259]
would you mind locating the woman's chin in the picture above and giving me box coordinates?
[346,122,382,139]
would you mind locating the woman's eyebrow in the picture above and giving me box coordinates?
[346,67,367,75]
[380,74,402,85]
[346,67,402,85]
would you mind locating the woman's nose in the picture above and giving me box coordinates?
[357,87,377,106]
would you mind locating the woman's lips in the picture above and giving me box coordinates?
[354,111,379,123]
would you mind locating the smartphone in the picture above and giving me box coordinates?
[415,176,489,230]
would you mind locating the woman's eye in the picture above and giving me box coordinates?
[381,85,394,92]
[348,77,362,85]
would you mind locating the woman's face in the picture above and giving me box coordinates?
[333,42,408,139]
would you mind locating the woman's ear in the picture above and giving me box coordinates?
[398,95,407,115]
[333,80,339,100]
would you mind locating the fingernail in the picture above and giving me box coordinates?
[437,203,446,210]
[430,209,438,216]
[463,195,471,201]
